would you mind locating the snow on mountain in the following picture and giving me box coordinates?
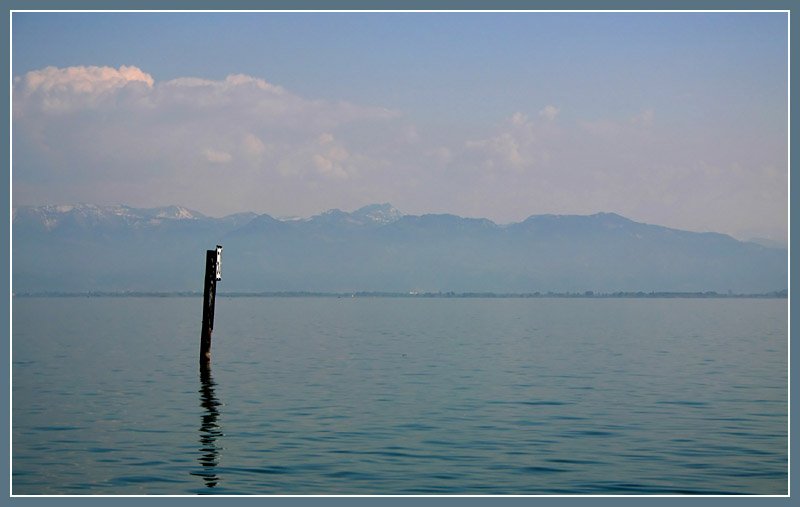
[303,204,404,227]
[12,203,207,231]
[13,203,404,231]
[150,205,205,220]
[351,203,404,225]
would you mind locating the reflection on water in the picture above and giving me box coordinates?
[192,364,222,489]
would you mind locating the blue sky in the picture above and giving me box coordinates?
[11,11,789,242]
[13,13,786,123]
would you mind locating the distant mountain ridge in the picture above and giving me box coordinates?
[12,203,787,294]
[13,203,206,231]
[12,202,403,230]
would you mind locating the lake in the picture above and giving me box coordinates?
[11,297,787,495]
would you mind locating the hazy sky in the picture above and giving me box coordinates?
[11,12,788,242]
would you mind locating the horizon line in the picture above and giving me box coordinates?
[11,290,789,299]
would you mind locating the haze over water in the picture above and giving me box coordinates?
[12,297,787,495]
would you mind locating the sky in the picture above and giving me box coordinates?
[11,11,789,243]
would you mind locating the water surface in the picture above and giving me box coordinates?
[12,297,787,494]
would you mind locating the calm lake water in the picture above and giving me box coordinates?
[12,297,787,495]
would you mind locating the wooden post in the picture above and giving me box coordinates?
[200,246,222,364]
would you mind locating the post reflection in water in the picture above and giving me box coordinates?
[192,363,223,489]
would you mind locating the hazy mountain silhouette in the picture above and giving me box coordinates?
[12,203,786,294]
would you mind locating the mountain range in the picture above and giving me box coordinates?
[12,203,787,294]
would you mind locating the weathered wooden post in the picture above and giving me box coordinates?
[200,245,222,364]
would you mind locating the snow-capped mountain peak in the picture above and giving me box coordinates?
[351,203,404,224]
[151,205,204,220]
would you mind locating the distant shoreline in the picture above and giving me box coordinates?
[11,290,789,299]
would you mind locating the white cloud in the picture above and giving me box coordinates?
[14,65,154,114]
[539,105,560,121]
[313,153,349,179]
[466,133,524,170]
[311,136,352,179]
[510,112,529,126]
[17,65,154,95]
[11,65,785,242]
[463,112,549,171]
[241,133,266,161]
[13,65,407,197]
[162,73,286,98]
[203,148,233,164]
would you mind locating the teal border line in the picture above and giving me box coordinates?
[2,0,799,11]
[2,1,795,506]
